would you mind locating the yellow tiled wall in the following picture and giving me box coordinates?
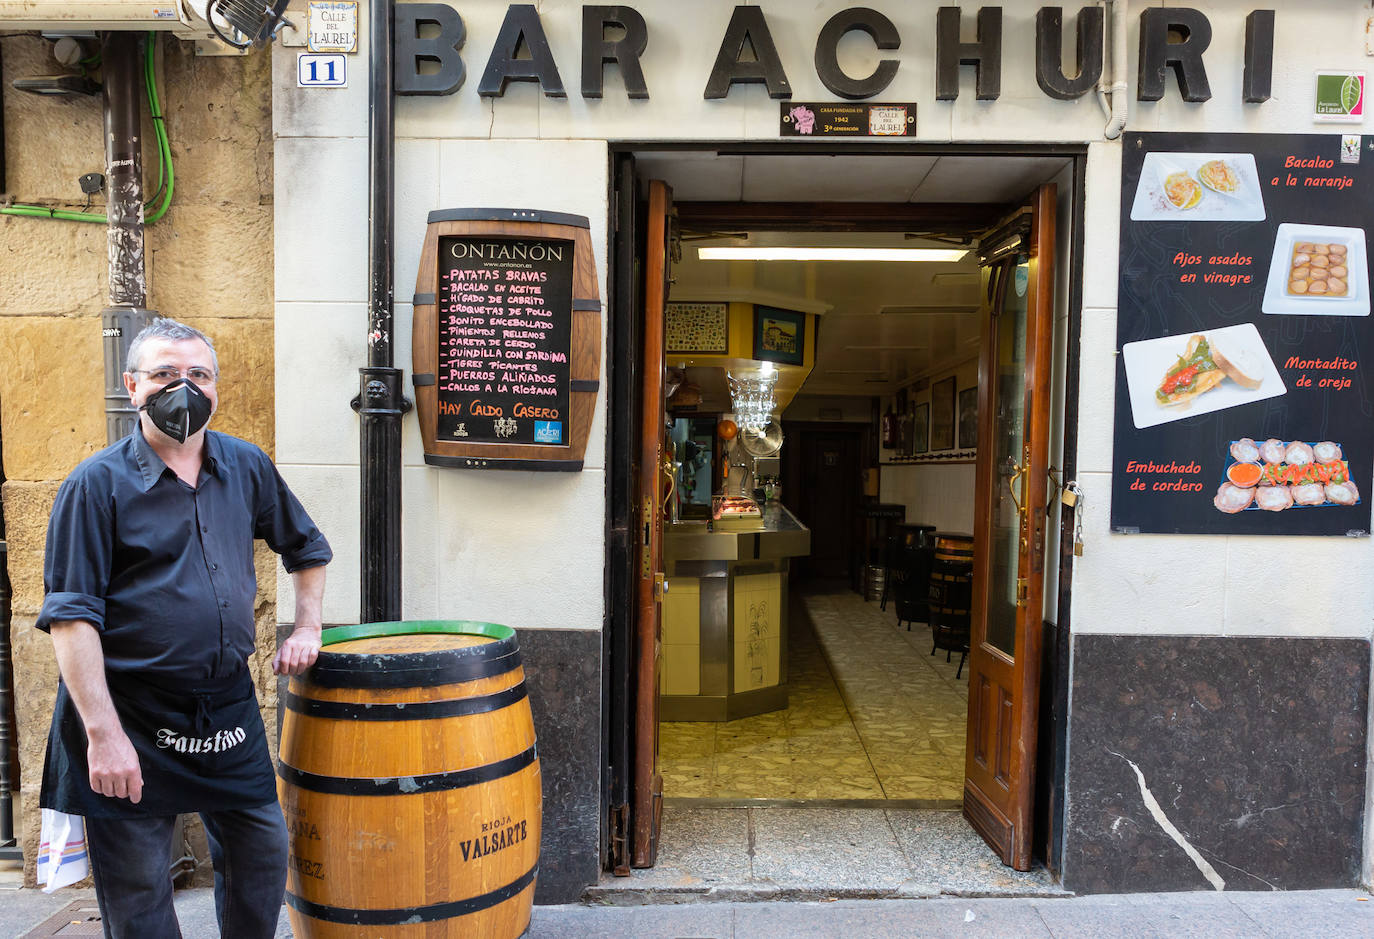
[662,577,702,696]
[733,572,782,692]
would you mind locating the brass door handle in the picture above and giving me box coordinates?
[660,457,676,510]
[1007,461,1025,512]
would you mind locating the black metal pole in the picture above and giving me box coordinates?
[355,0,409,623]
[103,32,144,308]
[102,31,154,444]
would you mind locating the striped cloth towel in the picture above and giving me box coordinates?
[37,809,88,893]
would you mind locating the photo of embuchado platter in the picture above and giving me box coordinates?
[1129,152,1265,222]
[1122,322,1286,429]
[1261,223,1369,317]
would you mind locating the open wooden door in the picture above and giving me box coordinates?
[963,184,1056,871]
[631,179,673,867]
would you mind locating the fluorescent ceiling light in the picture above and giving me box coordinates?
[878,304,979,315]
[697,247,969,262]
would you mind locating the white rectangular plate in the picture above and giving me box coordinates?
[1260,223,1369,317]
[1129,152,1266,222]
[1123,322,1287,429]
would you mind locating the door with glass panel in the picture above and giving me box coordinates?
[963,184,1056,871]
[631,179,673,867]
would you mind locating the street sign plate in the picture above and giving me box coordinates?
[298,53,346,88]
[307,1,358,53]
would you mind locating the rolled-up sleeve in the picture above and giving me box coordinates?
[254,459,332,573]
[37,475,112,633]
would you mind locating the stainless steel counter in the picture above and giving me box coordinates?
[659,504,811,722]
[665,503,812,563]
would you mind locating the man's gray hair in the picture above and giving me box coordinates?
[125,318,219,375]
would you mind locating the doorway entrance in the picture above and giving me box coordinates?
[790,426,864,582]
[604,147,1083,886]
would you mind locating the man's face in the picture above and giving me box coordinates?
[122,337,220,437]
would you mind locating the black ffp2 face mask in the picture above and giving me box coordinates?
[140,378,213,443]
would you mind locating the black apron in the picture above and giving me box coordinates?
[40,668,277,819]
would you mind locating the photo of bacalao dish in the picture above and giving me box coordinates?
[1129,152,1265,222]
[1213,437,1360,514]
[1122,322,1286,429]
[1261,223,1370,317]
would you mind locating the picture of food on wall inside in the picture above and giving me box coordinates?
[1122,324,1284,429]
[1129,151,1266,221]
[1261,223,1369,316]
[1113,131,1374,536]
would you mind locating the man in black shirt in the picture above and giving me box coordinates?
[37,318,332,938]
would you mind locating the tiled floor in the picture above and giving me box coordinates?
[660,587,967,801]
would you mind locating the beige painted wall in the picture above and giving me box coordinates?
[0,33,274,880]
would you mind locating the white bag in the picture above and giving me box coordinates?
[37,808,89,893]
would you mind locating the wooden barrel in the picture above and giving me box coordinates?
[933,533,974,565]
[928,558,973,617]
[278,621,541,939]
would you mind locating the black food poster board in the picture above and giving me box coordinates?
[1112,132,1374,536]
[436,235,573,447]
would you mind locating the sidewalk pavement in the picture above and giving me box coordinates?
[3,883,1372,938]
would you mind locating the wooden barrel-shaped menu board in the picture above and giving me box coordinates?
[413,209,601,470]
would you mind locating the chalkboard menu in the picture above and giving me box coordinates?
[1112,132,1374,535]
[437,235,573,446]
[413,209,601,471]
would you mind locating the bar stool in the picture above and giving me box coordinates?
[928,533,974,678]
[861,503,905,602]
[888,524,935,619]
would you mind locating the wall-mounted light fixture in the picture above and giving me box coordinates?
[206,0,293,49]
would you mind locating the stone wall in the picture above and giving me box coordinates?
[0,32,274,883]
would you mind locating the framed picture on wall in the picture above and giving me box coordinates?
[957,386,979,450]
[753,306,805,366]
[930,377,956,450]
[912,403,929,454]
[666,302,729,354]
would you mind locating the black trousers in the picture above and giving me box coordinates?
[85,802,287,939]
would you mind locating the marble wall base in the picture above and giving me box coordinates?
[518,627,603,904]
[1064,635,1368,894]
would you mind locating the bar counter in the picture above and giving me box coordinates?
[660,503,812,721]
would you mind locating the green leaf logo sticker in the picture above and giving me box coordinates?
[1315,72,1365,122]
[1342,74,1363,115]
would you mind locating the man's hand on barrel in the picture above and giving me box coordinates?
[274,624,322,676]
[276,564,327,676]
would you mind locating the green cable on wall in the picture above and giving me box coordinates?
[1,32,174,224]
